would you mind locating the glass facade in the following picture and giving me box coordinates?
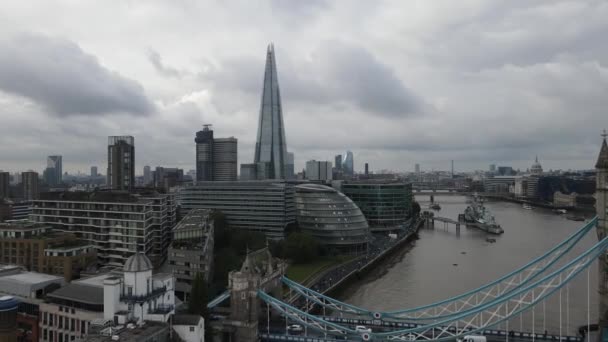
[341,181,413,232]
[254,44,288,180]
[295,183,369,253]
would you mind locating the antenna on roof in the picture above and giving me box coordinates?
[602,129,607,140]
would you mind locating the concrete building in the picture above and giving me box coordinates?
[415,163,420,173]
[251,44,289,180]
[239,163,257,181]
[107,136,135,191]
[177,181,295,239]
[38,253,175,342]
[90,166,98,178]
[0,171,9,199]
[169,209,214,301]
[22,171,39,200]
[305,160,332,181]
[172,315,205,342]
[0,221,96,281]
[0,200,32,221]
[595,132,608,337]
[286,152,295,180]
[31,190,177,268]
[340,180,413,232]
[294,183,369,254]
[483,176,516,193]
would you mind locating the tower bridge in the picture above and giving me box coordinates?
[207,134,608,342]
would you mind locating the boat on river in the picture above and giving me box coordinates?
[464,196,504,235]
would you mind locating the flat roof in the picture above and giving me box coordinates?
[1,271,64,285]
[76,272,123,288]
[84,321,168,342]
[48,283,104,305]
[173,209,211,232]
[0,271,65,298]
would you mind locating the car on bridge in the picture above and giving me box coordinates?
[458,335,487,342]
[355,325,372,333]
[287,324,304,334]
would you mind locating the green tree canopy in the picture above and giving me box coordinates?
[285,232,320,264]
[188,272,209,319]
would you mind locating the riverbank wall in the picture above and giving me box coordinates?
[323,218,424,298]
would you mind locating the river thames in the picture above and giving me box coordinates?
[338,194,599,335]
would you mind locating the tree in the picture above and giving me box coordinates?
[285,232,320,264]
[188,272,209,318]
[411,201,421,218]
[210,210,230,248]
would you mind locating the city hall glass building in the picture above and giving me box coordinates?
[295,183,369,254]
[340,180,413,232]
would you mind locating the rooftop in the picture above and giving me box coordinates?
[39,191,145,203]
[47,283,104,305]
[0,221,49,231]
[173,314,202,326]
[173,208,211,232]
[84,321,169,342]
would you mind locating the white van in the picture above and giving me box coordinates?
[458,335,487,342]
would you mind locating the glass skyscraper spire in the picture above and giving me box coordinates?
[253,43,288,179]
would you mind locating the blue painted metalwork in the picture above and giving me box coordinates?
[283,217,598,320]
[207,290,230,309]
[259,233,608,341]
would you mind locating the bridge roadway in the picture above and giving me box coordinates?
[259,316,582,342]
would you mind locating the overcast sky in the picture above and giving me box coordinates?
[0,1,607,175]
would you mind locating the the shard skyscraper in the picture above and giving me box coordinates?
[253,43,288,180]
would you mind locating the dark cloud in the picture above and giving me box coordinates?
[0,33,154,116]
[200,41,425,118]
[146,48,184,79]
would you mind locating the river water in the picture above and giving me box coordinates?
[338,195,599,335]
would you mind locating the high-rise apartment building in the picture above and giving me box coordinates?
[107,136,135,191]
[195,125,238,181]
[153,167,184,190]
[90,166,98,177]
[305,160,333,181]
[415,163,420,173]
[31,190,177,267]
[0,171,9,199]
[22,171,39,200]
[250,44,289,180]
[46,156,62,186]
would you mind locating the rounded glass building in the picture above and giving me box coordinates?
[295,183,369,254]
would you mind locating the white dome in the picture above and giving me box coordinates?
[123,253,153,272]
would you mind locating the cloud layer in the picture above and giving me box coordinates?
[0,1,606,174]
[0,33,154,116]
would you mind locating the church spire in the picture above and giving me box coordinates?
[596,129,608,169]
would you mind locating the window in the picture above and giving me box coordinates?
[189,326,195,332]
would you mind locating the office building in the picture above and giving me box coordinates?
[305,160,333,181]
[483,176,517,193]
[335,155,343,171]
[251,44,289,180]
[90,166,98,178]
[341,180,413,232]
[489,164,496,173]
[39,254,175,342]
[143,165,152,185]
[342,151,354,176]
[0,295,19,342]
[0,221,96,281]
[107,136,135,191]
[365,163,369,176]
[213,137,238,181]
[178,181,295,238]
[169,209,214,301]
[46,155,63,186]
[22,171,39,200]
[294,183,369,254]
[195,125,238,181]
[415,164,420,173]
[31,190,177,267]
[153,167,184,190]
[195,125,214,181]
[0,171,9,199]
[239,163,257,181]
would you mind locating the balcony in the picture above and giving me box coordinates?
[148,304,174,315]
[120,286,167,303]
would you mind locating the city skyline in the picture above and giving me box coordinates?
[0,1,607,173]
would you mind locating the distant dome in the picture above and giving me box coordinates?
[123,253,153,272]
[530,156,543,175]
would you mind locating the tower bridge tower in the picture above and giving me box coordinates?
[596,129,608,339]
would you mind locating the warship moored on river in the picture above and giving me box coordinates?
[464,196,504,234]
